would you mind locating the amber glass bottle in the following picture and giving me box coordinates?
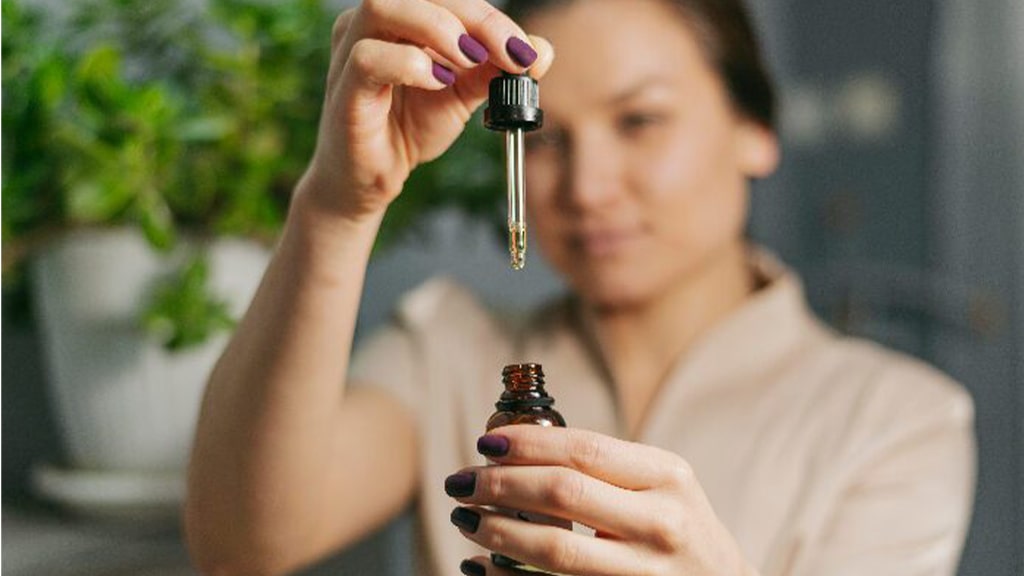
[486,363,568,573]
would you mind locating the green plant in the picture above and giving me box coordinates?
[2,0,504,350]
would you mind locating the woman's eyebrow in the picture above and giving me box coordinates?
[605,76,674,105]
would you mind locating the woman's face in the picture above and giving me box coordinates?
[524,0,778,309]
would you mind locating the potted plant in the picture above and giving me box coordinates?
[2,0,503,506]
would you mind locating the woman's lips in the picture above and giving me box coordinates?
[570,228,642,257]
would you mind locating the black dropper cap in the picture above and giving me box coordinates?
[484,73,543,132]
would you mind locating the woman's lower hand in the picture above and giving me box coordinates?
[445,426,757,576]
[301,0,553,222]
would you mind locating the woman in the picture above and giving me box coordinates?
[184,0,976,575]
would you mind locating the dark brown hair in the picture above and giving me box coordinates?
[504,0,777,130]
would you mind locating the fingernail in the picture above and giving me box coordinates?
[451,507,481,533]
[459,34,489,64]
[432,62,456,85]
[477,434,510,458]
[460,559,486,576]
[445,472,476,498]
[506,36,537,67]
[491,554,522,568]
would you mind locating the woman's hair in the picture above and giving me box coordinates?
[504,0,777,130]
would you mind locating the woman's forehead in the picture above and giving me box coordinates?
[526,0,713,108]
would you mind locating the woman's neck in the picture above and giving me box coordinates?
[586,241,754,436]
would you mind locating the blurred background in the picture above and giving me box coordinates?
[2,0,1022,574]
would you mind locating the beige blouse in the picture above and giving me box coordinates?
[350,250,976,576]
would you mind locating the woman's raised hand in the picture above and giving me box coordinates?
[445,426,758,576]
[302,0,554,221]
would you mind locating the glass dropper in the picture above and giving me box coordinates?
[484,72,543,270]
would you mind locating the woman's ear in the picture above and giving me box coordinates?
[736,120,780,178]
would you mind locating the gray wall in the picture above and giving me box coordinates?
[752,0,1023,573]
[931,1,1024,572]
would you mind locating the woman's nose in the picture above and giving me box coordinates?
[560,137,620,211]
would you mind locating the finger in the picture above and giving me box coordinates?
[447,465,646,541]
[451,506,641,576]
[525,35,555,79]
[459,555,538,576]
[460,555,552,576]
[480,426,689,491]
[331,8,358,50]
[342,38,454,97]
[429,0,541,72]
[354,0,485,69]
[457,556,491,576]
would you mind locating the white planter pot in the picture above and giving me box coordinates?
[31,228,271,472]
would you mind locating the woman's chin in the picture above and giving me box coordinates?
[571,270,657,312]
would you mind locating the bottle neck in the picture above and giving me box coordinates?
[497,363,555,410]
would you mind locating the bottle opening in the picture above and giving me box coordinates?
[502,363,544,390]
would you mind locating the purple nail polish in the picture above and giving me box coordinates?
[460,559,486,576]
[459,34,489,64]
[445,472,476,498]
[432,62,456,86]
[506,37,537,68]
[477,435,510,458]
[451,507,481,533]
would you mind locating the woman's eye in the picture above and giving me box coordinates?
[618,112,665,136]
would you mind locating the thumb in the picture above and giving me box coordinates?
[526,35,555,80]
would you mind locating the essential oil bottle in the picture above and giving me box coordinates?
[486,363,569,573]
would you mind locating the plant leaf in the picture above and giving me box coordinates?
[142,255,235,351]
